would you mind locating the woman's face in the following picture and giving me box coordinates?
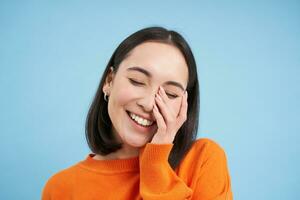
[103,41,189,148]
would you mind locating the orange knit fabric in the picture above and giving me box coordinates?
[42,138,233,199]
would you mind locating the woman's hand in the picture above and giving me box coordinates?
[151,86,188,144]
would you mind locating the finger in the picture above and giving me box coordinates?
[155,93,176,124]
[176,91,188,124]
[159,86,169,103]
[158,86,176,118]
[152,104,166,132]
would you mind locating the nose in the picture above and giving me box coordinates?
[136,92,156,113]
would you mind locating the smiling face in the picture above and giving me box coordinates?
[103,41,189,149]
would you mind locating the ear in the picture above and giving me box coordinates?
[102,67,115,95]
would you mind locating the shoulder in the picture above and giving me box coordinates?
[45,165,77,186]
[191,138,226,155]
[177,138,228,172]
[176,138,233,198]
[42,165,78,198]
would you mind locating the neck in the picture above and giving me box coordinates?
[93,143,140,160]
[93,129,143,160]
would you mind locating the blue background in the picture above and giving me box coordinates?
[1,1,299,199]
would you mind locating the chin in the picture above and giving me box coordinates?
[123,135,152,148]
[126,140,148,147]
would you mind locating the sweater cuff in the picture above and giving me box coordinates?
[139,143,174,163]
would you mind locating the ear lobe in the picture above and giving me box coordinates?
[102,83,109,94]
[102,67,115,94]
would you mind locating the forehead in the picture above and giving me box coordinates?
[118,42,189,86]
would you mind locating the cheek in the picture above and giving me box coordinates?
[112,85,137,106]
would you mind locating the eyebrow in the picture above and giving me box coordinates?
[126,66,185,91]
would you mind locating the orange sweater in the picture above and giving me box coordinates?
[42,138,233,199]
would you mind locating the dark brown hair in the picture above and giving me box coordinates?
[85,26,200,169]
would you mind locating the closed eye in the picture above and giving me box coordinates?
[129,78,178,99]
[128,78,145,86]
[166,93,178,99]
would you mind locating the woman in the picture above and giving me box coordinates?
[42,26,233,200]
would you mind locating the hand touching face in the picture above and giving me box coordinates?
[151,86,188,144]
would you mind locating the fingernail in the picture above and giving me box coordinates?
[159,86,164,93]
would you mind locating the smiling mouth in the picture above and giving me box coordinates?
[126,111,155,127]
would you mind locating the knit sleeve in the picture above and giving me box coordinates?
[41,170,73,200]
[41,180,51,200]
[139,143,193,200]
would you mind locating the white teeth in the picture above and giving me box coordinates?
[129,112,153,126]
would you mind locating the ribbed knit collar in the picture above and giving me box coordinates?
[77,143,174,174]
[78,153,140,174]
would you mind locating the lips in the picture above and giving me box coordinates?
[126,110,156,128]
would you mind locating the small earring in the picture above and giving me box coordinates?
[104,92,109,101]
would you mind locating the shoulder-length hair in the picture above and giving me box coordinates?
[85,26,200,170]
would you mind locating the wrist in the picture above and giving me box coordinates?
[150,133,175,144]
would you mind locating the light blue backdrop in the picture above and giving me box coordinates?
[1,1,299,199]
